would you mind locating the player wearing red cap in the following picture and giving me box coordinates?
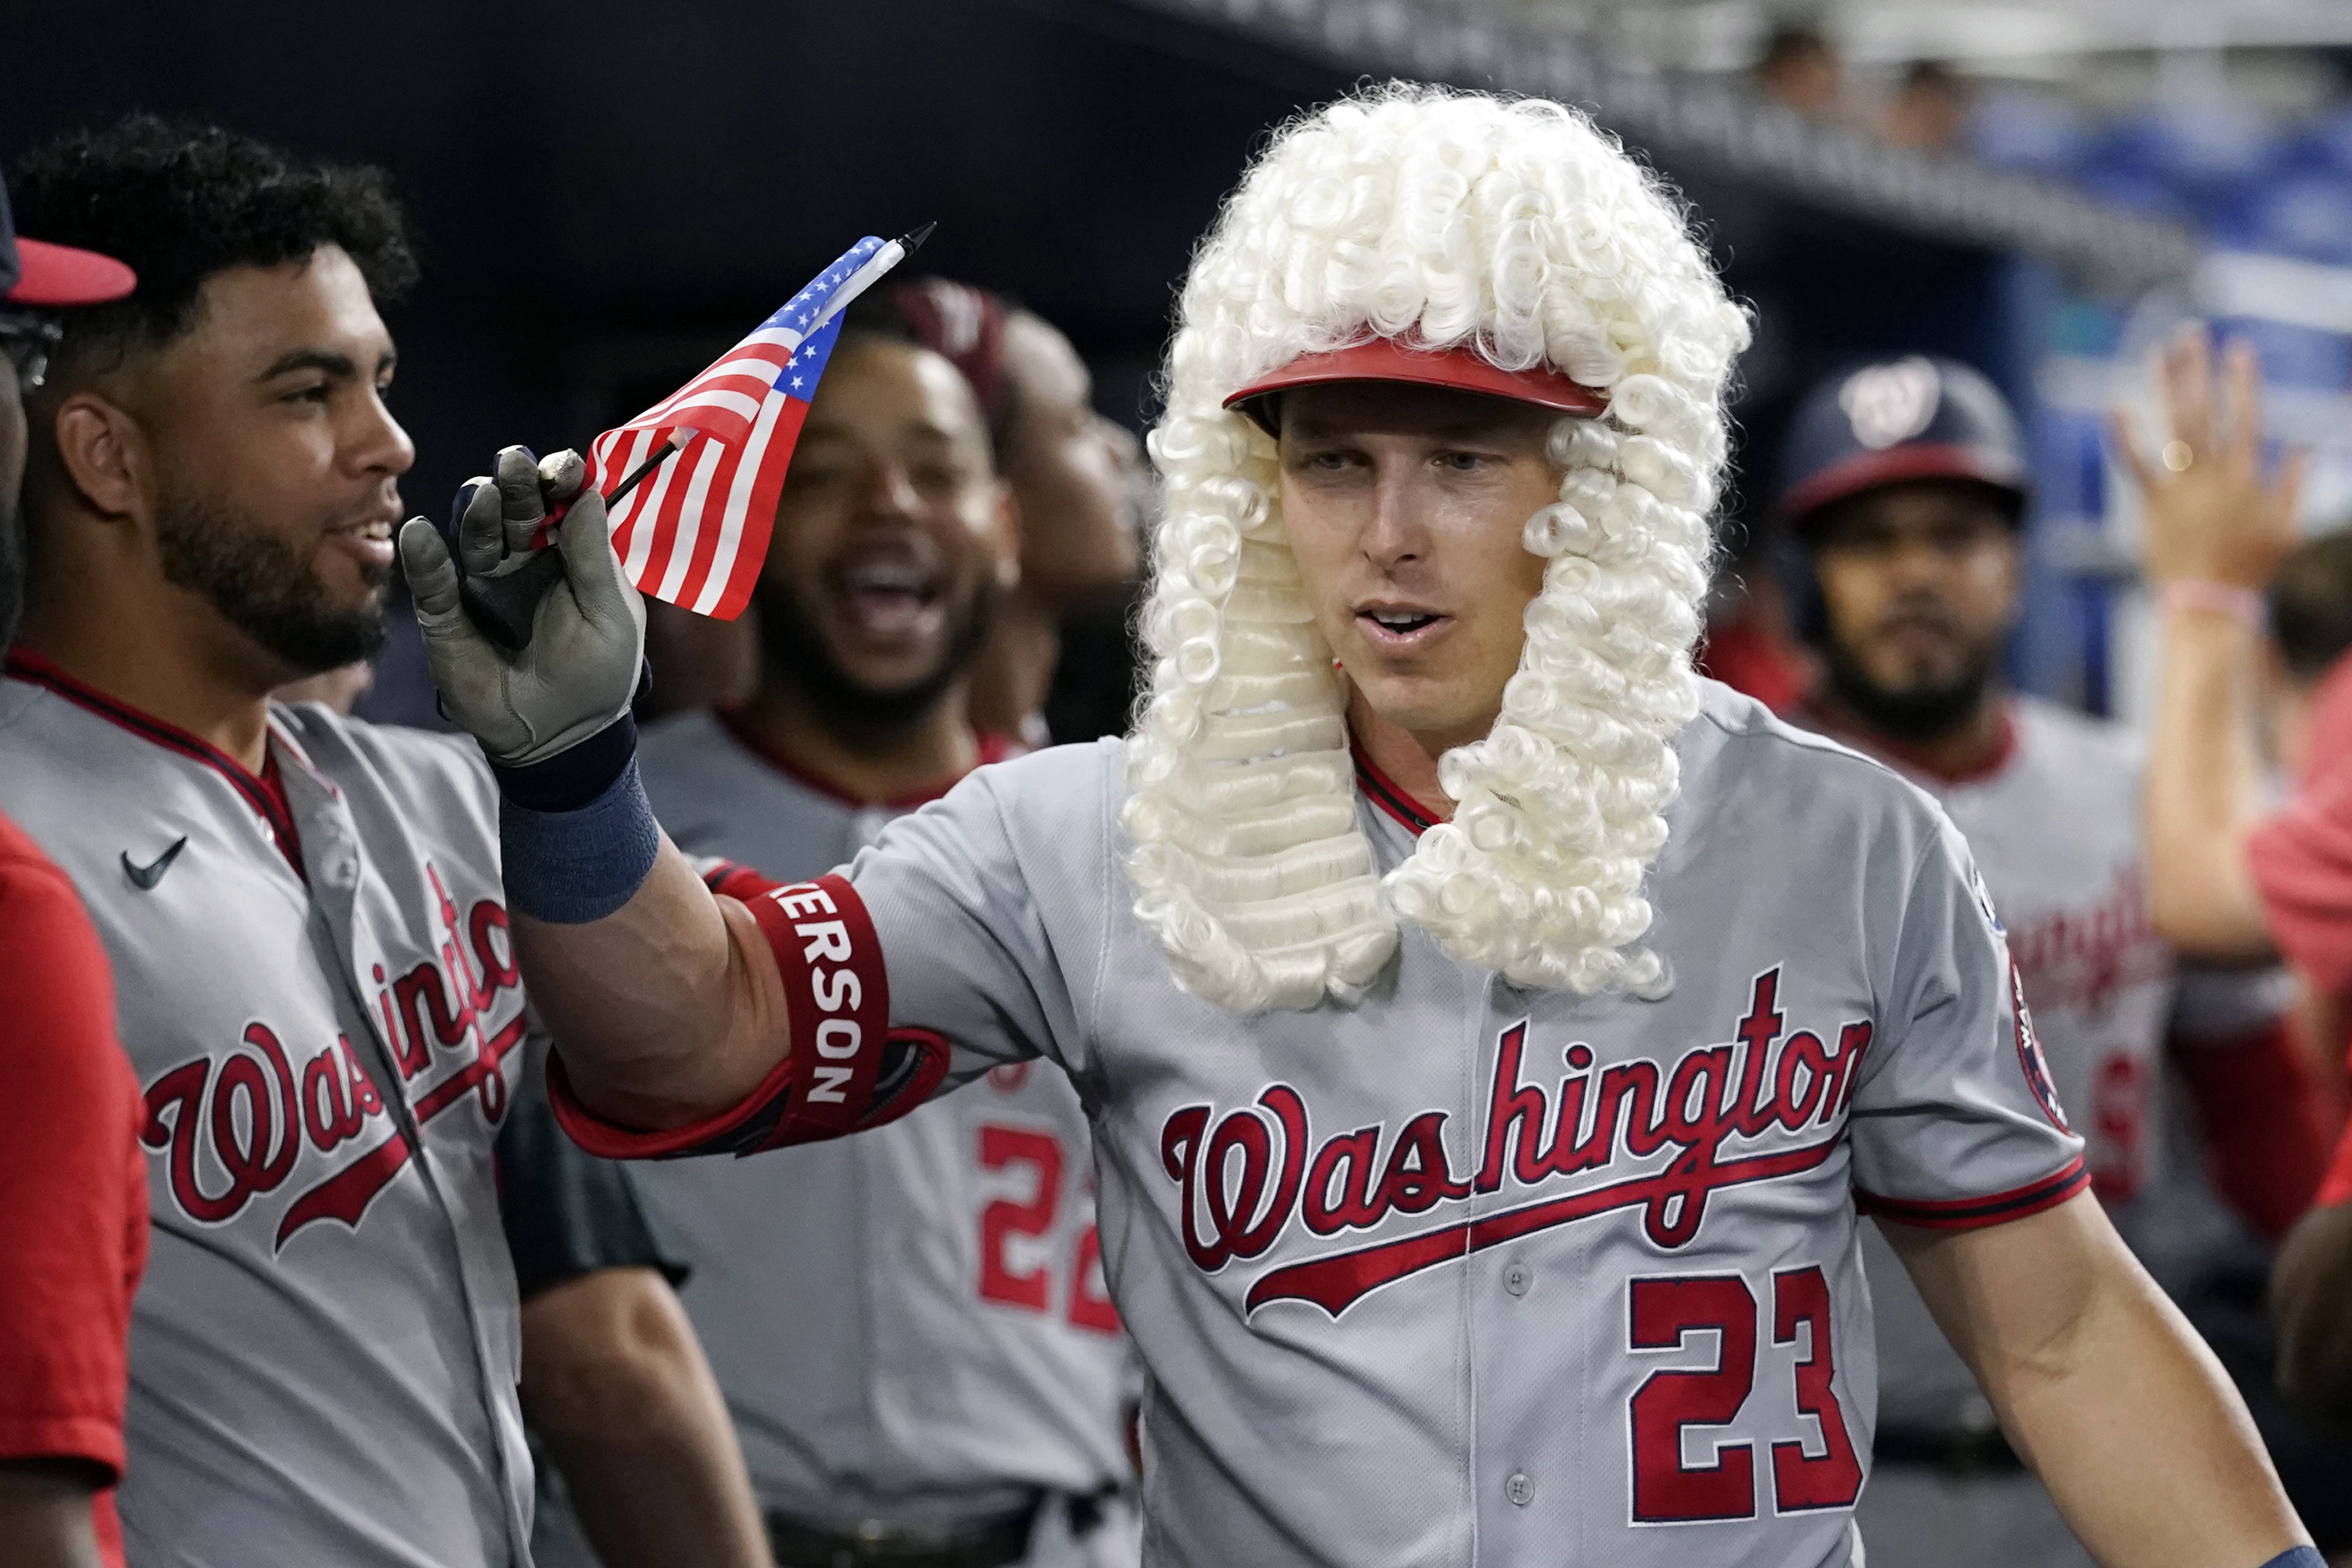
[0,183,144,1568]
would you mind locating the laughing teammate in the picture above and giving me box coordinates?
[407,87,2317,1566]
[630,296,1138,1566]
[1778,355,2334,1566]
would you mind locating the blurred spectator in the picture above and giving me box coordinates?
[2118,327,2352,1425]
[636,279,1141,749]
[1787,354,2337,1564]
[1880,61,1973,153]
[627,311,1141,1568]
[1755,24,1844,121]
[0,182,144,1568]
[933,288,1143,746]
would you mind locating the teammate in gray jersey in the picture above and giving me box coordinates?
[406,86,2318,1567]
[634,300,1139,1565]
[1776,356,2338,1565]
[2,117,765,1568]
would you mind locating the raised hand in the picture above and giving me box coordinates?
[2108,325,2307,591]
[398,446,647,767]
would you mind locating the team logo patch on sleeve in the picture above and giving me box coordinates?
[2011,961,2070,1133]
[1969,864,2005,937]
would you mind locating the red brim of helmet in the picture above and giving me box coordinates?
[1223,338,1606,432]
[1777,442,2030,530]
[7,238,137,307]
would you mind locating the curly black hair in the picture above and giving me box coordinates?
[9,114,417,376]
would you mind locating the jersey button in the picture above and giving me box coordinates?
[1502,1261,1531,1296]
[1505,1472,1534,1507]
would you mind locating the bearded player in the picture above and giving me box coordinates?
[0,117,764,1567]
[405,87,2315,1566]
[629,297,1140,1565]
[1778,356,2336,1566]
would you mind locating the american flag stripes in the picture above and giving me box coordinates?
[586,235,905,620]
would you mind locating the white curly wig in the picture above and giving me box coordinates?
[1122,82,1751,1013]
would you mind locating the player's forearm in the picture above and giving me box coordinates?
[2146,608,2275,960]
[2273,1199,2352,1419]
[2001,1284,2299,1565]
[522,1269,771,1568]
[1933,1204,2302,1566]
[513,833,789,1130]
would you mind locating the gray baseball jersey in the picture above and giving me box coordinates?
[556,681,2084,1568]
[0,653,533,1568]
[632,710,1136,1542]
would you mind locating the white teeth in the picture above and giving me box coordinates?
[845,563,927,594]
[1370,611,1433,629]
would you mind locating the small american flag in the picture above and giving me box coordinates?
[588,235,905,620]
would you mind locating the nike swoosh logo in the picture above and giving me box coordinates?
[122,836,189,890]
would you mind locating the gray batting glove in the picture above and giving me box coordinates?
[398,446,647,768]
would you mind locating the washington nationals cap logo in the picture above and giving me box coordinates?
[1839,356,1942,450]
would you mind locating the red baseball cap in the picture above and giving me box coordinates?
[5,236,137,307]
[1224,337,1606,433]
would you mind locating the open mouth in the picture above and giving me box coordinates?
[1359,605,1445,644]
[837,559,941,638]
[325,513,400,570]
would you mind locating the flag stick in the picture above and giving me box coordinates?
[603,438,683,507]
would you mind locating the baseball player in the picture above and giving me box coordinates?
[406,86,2318,1567]
[0,185,144,1568]
[267,660,772,1568]
[628,294,1139,1566]
[1776,355,2337,1566]
[2,116,763,1568]
[885,278,1144,746]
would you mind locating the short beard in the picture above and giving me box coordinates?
[1823,640,1996,744]
[156,486,388,677]
[754,572,1000,741]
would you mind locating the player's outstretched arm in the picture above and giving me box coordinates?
[2111,327,2304,961]
[399,449,792,1129]
[1883,1190,2308,1568]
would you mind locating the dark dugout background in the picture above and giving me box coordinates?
[2,0,2012,734]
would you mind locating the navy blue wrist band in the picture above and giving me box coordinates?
[492,712,639,813]
[499,757,661,924]
[2259,1549,2325,1568]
